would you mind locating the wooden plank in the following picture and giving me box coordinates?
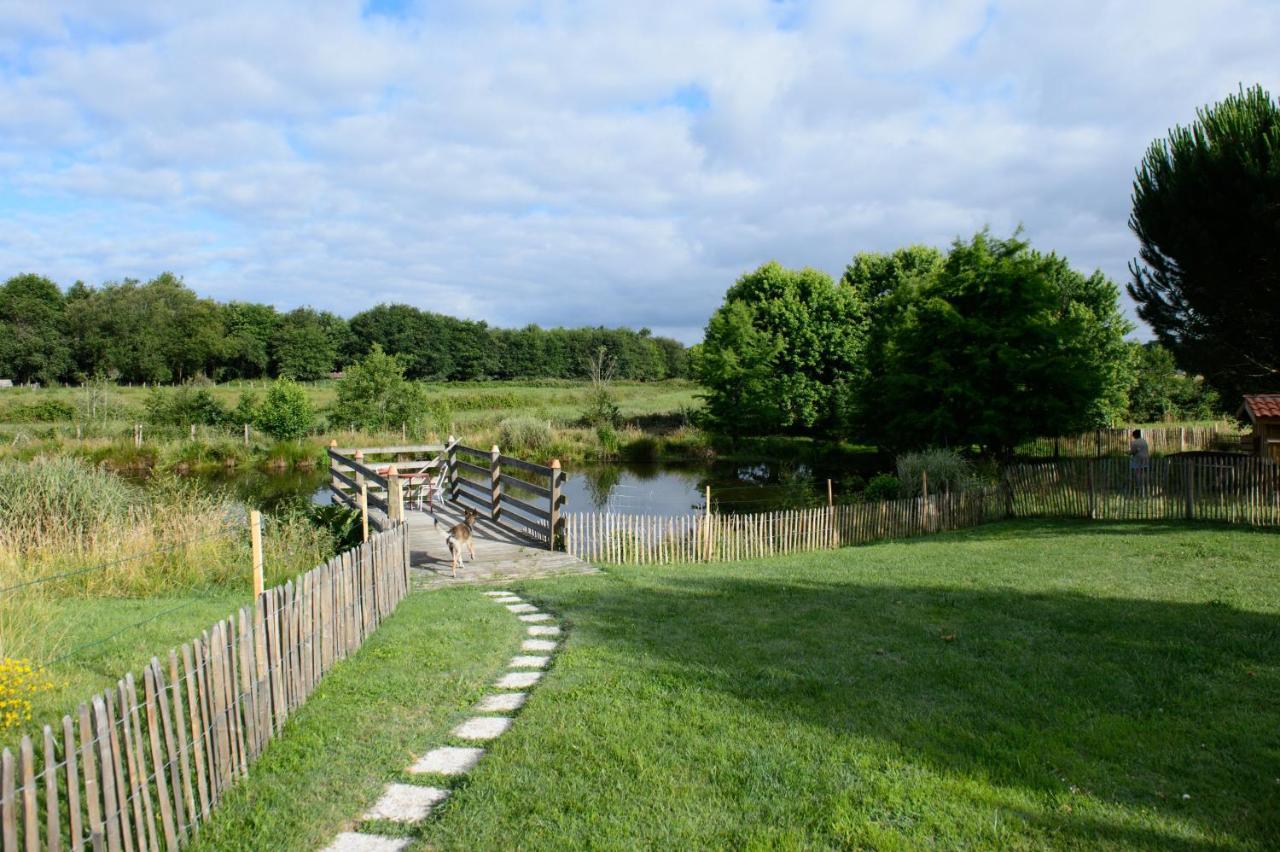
[333,444,445,455]
[167,651,196,834]
[18,737,35,852]
[114,680,148,852]
[498,473,551,499]
[90,697,122,852]
[2,748,15,852]
[61,717,83,852]
[152,659,187,841]
[141,668,177,850]
[497,455,554,476]
[501,492,551,521]
[179,645,209,821]
[41,728,61,852]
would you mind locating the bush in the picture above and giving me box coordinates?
[864,473,901,502]
[582,387,621,429]
[231,391,260,426]
[144,384,227,427]
[895,448,974,497]
[332,346,428,433]
[0,400,76,422]
[499,416,553,453]
[596,425,620,458]
[256,379,315,441]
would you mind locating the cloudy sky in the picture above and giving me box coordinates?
[0,1,1276,342]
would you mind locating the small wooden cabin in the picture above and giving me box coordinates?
[1240,394,1280,461]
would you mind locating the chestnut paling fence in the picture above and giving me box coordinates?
[2,524,410,851]
[564,456,1280,566]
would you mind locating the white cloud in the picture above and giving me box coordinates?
[0,0,1277,341]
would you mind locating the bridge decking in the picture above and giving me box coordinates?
[404,501,598,590]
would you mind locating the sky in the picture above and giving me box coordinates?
[0,1,1277,343]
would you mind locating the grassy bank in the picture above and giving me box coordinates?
[191,519,1280,849]
[0,457,336,743]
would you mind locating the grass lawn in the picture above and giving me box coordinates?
[4,591,251,747]
[193,519,1279,850]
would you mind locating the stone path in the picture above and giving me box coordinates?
[321,589,564,851]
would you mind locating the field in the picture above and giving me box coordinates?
[0,379,706,467]
[190,519,1280,850]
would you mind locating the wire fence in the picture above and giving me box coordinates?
[1,524,411,851]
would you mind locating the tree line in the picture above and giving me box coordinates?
[698,84,1280,455]
[0,273,688,385]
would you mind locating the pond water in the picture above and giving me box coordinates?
[183,454,893,517]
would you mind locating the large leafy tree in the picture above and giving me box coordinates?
[272,307,338,380]
[1128,84,1280,401]
[697,262,865,435]
[1127,341,1221,422]
[331,345,429,432]
[0,274,72,384]
[878,230,1132,456]
[222,302,278,379]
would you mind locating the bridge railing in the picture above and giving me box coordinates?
[326,439,566,549]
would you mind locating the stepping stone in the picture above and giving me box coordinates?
[493,596,522,604]
[408,746,484,776]
[505,603,537,613]
[495,670,542,689]
[452,716,512,740]
[509,655,550,668]
[482,591,511,597]
[362,783,449,822]
[518,613,553,623]
[324,832,411,851]
[522,639,557,652]
[527,625,561,637]
[476,692,526,712]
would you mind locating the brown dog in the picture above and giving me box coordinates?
[435,507,479,577]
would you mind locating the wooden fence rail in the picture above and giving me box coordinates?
[1017,424,1247,458]
[564,487,1007,565]
[1,524,410,851]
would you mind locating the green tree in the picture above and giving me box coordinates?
[272,308,337,380]
[878,230,1132,456]
[840,246,945,436]
[1128,84,1280,402]
[222,302,278,379]
[255,379,315,440]
[1127,341,1222,422]
[331,345,429,432]
[0,273,72,384]
[697,262,865,435]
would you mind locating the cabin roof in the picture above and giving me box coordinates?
[1241,394,1280,421]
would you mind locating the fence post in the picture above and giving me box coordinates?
[921,471,930,532]
[1184,456,1195,521]
[250,510,264,597]
[243,423,250,447]
[1002,466,1014,518]
[190,424,196,440]
[490,445,502,523]
[1087,459,1096,519]
[446,435,458,503]
[703,485,712,561]
[828,478,837,548]
[353,449,366,502]
[359,482,369,542]
[387,465,403,524]
[549,459,563,551]
[1180,426,1187,453]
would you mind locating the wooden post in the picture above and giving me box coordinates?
[490,445,502,523]
[387,465,403,524]
[250,510,264,597]
[704,485,712,561]
[549,459,563,552]
[446,435,458,502]
[190,424,197,440]
[1180,426,1187,453]
[921,471,930,532]
[401,423,406,441]
[135,423,142,448]
[76,423,82,440]
[1184,456,1195,521]
[359,482,369,542]
[243,423,250,447]
[1087,459,1096,519]
[827,478,837,548]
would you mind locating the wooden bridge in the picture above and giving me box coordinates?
[326,440,598,588]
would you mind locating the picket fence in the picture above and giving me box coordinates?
[1017,424,1246,458]
[1006,456,1280,525]
[1,524,410,851]
[563,486,1007,565]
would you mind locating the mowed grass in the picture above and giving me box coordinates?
[187,588,521,851]
[419,520,1278,850]
[166,520,1279,850]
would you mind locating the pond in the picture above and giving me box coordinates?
[182,453,893,518]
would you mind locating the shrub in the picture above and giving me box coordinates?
[499,416,553,453]
[596,425,620,458]
[864,473,901,502]
[582,386,621,428]
[0,400,76,422]
[256,379,315,441]
[332,346,428,433]
[144,384,228,427]
[231,391,260,426]
[895,448,974,497]
[0,657,54,732]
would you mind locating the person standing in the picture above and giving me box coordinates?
[1129,429,1151,494]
